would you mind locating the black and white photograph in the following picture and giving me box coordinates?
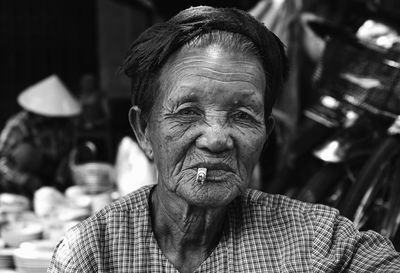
[0,1,400,272]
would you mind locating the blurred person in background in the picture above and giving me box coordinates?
[0,75,81,198]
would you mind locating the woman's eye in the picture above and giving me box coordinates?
[177,108,200,116]
[232,111,253,121]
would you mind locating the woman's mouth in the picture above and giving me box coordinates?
[192,163,235,184]
[202,169,231,182]
[194,162,234,172]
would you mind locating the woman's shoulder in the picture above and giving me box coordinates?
[49,185,155,270]
[107,184,154,212]
[239,188,340,220]
[93,184,153,216]
[68,185,153,234]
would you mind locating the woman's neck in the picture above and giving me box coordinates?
[150,185,227,272]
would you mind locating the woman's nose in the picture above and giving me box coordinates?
[196,124,234,154]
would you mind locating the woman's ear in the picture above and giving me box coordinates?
[261,115,276,154]
[128,107,154,160]
[266,116,275,137]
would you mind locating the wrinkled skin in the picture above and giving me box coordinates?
[130,44,273,272]
[145,44,271,207]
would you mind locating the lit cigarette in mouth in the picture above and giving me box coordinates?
[196,168,207,184]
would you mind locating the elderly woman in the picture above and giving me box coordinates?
[48,6,400,272]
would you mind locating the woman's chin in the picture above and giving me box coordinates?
[179,181,244,208]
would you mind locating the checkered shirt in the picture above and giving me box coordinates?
[48,185,400,272]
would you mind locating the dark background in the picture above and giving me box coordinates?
[0,0,152,162]
[0,1,97,125]
[2,0,400,162]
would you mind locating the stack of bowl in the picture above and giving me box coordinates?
[2,221,43,248]
[13,240,55,273]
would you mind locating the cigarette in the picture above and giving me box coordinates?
[196,168,207,184]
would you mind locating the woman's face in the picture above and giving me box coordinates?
[144,44,270,207]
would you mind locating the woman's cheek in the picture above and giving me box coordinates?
[154,125,195,174]
[239,132,266,175]
[239,127,266,153]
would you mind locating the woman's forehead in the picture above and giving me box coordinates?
[171,43,262,65]
[158,45,266,100]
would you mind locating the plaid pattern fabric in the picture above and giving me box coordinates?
[48,185,400,272]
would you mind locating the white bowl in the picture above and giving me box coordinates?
[2,222,43,248]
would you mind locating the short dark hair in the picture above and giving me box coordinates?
[120,6,288,123]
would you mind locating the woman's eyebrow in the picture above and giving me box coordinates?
[233,99,264,113]
[174,87,202,102]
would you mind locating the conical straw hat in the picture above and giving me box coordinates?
[17,75,82,117]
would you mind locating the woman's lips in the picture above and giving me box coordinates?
[203,169,231,182]
[189,163,235,183]
[193,162,234,173]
